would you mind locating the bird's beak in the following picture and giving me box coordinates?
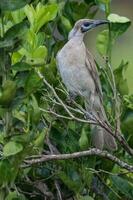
[81,20,109,32]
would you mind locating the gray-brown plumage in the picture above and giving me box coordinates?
[56,19,117,151]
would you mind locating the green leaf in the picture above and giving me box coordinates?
[114,61,129,95]
[0,159,18,187]
[60,16,72,32]
[35,3,58,32]
[108,13,130,23]
[0,0,30,11]
[0,21,29,49]
[0,160,12,186]
[5,191,26,200]
[0,80,17,106]
[11,8,26,23]
[4,21,28,40]
[24,4,36,26]
[32,46,47,60]
[12,62,32,72]
[30,95,41,125]
[111,175,133,199]
[123,95,133,110]
[25,70,42,94]
[59,171,83,193]
[25,3,58,33]
[34,129,47,148]
[108,13,131,37]
[79,126,89,150]
[96,29,109,55]
[3,141,23,157]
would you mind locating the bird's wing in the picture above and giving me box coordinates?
[85,49,103,102]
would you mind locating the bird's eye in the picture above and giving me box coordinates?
[83,22,90,27]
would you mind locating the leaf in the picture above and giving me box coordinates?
[0,0,30,11]
[30,95,41,125]
[34,129,47,148]
[11,8,26,23]
[12,62,32,72]
[25,3,58,33]
[4,21,28,40]
[32,46,47,60]
[0,80,17,106]
[3,141,23,157]
[114,61,129,95]
[0,159,11,186]
[5,191,26,200]
[79,126,89,150]
[111,175,133,199]
[34,3,58,32]
[0,21,29,49]
[108,13,130,23]
[25,70,42,94]
[59,171,83,193]
[96,29,109,55]
[24,4,36,26]
[60,16,72,32]
[108,13,131,37]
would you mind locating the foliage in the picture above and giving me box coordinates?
[0,0,132,199]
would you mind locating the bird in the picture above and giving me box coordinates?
[56,19,117,151]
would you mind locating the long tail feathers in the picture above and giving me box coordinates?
[104,131,117,151]
[85,97,117,151]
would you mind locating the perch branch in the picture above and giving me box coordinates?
[23,148,133,172]
[37,70,133,156]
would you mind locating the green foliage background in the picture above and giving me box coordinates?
[0,0,133,199]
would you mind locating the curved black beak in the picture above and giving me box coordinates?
[81,19,109,32]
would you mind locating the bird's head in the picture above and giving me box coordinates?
[68,19,109,40]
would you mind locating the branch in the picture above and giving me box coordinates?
[23,148,133,172]
[37,70,133,156]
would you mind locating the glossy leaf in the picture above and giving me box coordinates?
[108,13,131,37]
[24,3,58,33]
[3,141,23,157]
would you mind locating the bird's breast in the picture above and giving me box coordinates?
[57,41,86,67]
[56,39,95,96]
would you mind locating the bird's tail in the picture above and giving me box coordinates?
[85,96,117,151]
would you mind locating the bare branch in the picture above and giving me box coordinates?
[37,70,133,156]
[23,148,133,172]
